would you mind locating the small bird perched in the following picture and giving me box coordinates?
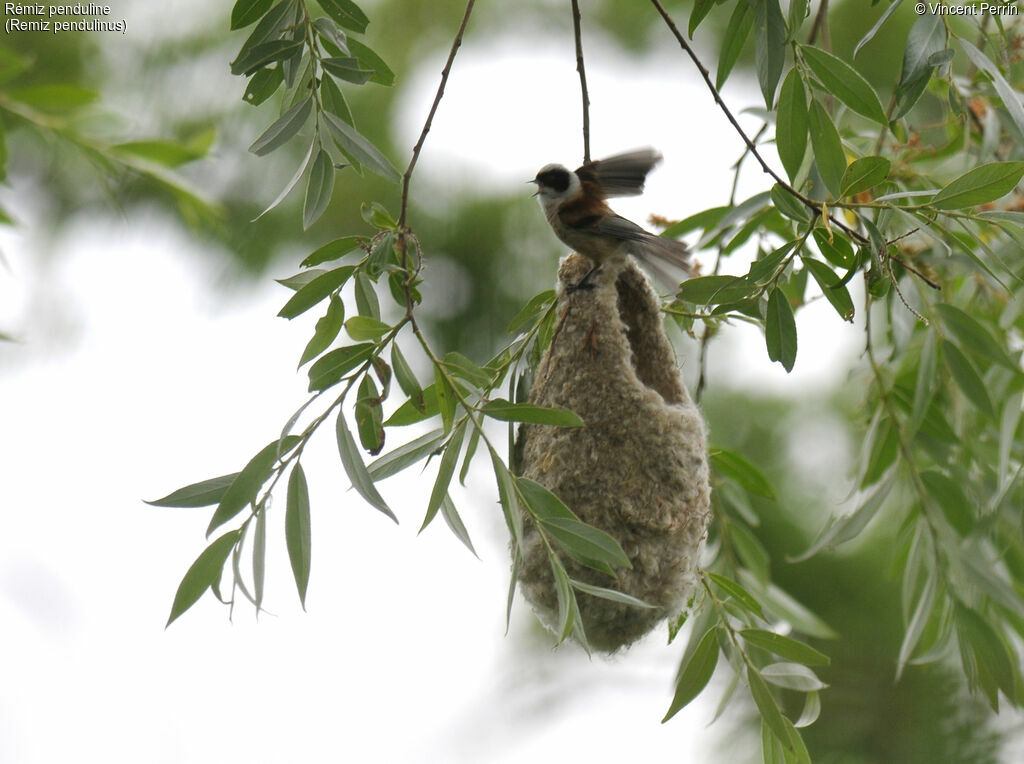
[530,148,690,289]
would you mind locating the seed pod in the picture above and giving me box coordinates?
[515,254,711,652]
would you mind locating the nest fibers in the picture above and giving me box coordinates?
[515,253,711,652]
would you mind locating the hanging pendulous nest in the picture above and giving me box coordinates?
[515,253,711,652]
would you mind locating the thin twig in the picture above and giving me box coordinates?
[647,0,868,248]
[398,0,476,230]
[571,0,591,163]
[888,252,941,290]
[807,0,830,48]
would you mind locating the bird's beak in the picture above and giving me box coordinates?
[527,179,539,197]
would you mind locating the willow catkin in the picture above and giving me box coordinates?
[515,253,710,652]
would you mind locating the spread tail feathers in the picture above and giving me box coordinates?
[634,233,691,291]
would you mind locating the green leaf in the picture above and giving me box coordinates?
[492,448,524,548]
[422,423,466,531]
[550,555,579,643]
[313,16,349,54]
[231,0,274,29]
[230,39,304,77]
[754,0,787,109]
[206,437,300,535]
[808,100,846,198]
[435,367,455,433]
[861,415,898,487]
[570,579,655,609]
[278,265,354,319]
[790,477,893,561]
[921,470,973,535]
[788,0,808,33]
[391,344,423,402]
[301,236,363,268]
[761,662,828,691]
[367,428,445,481]
[893,12,945,118]
[384,384,439,427]
[765,288,797,372]
[243,65,284,106]
[322,56,375,85]
[740,571,839,639]
[303,148,335,229]
[348,39,395,86]
[730,521,771,582]
[776,69,808,182]
[249,96,313,156]
[481,399,583,427]
[748,669,792,746]
[320,74,354,125]
[285,464,312,608]
[111,140,205,168]
[439,494,478,557]
[770,183,810,222]
[896,569,937,680]
[662,627,720,722]
[956,603,1019,709]
[320,0,369,33]
[689,0,717,37]
[166,530,239,626]
[9,84,97,112]
[802,258,855,322]
[253,505,267,609]
[853,0,903,57]
[354,272,380,319]
[800,45,887,124]
[930,162,1024,210]
[345,315,390,341]
[840,156,890,198]
[812,229,855,269]
[336,412,397,522]
[741,629,830,666]
[710,448,776,499]
[323,112,400,182]
[708,571,765,618]
[308,343,375,392]
[542,517,632,573]
[935,303,1017,370]
[941,339,995,418]
[679,275,756,306]
[442,351,492,388]
[911,330,938,435]
[355,375,385,455]
[716,0,755,90]
[146,473,240,508]
[959,39,1024,139]
[507,290,556,335]
[300,294,345,366]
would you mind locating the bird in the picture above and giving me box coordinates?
[529,148,691,290]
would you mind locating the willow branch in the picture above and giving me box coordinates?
[571,0,591,163]
[807,0,830,48]
[647,0,867,249]
[398,0,476,230]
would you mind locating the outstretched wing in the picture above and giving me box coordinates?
[577,148,663,198]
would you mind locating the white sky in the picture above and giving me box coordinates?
[0,10,865,764]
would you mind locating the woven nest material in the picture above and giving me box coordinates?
[515,253,711,652]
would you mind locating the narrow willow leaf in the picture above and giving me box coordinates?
[385,384,440,427]
[854,0,903,57]
[458,425,480,486]
[542,517,631,572]
[231,2,293,71]
[285,464,312,608]
[355,375,385,455]
[770,183,810,222]
[959,39,1024,139]
[776,70,808,182]
[748,669,791,746]
[230,0,273,30]
[741,629,830,666]
[249,96,312,156]
[440,494,478,558]
[740,571,839,639]
[166,529,239,626]
[367,429,445,481]
[320,0,369,33]
[662,627,720,722]
[571,579,655,609]
[911,330,938,434]
[754,0,787,109]
[303,148,335,229]
[930,162,1024,210]
[345,315,390,341]
[335,412,398,523]
[795,690,821,728]
[507,289,556,335]
[442,351,491,388]
[935,304,1017,370]
[481,399,584,427]
[689,0,716,37]
[254,140,315,220]
[893,12,945,118]
[422,423,466,531]
[322,57,374,84]
[278,265,354,319]
[921,470,973,536]
[813,229,855,269]
[111,140,205,168]
[716,0,755,89]
[801,45,887,124]
[765,288,797,372]
[348,39,395,86]
[788,0,808,34]
[730,522,771,582]
[301,236,363,268]
[840,156,890,198]
[808,100,846,198]
[710,448,776,498]
[679,275,756,305]
[515,476,576,521]
[492,448,524,547]
[802,257,855,322]
[253,504,266,610]
[300,295,345,367]
[708,571,765,618]
[896,569,937,680]
[307,343,375,392]
[761,662,828,691]
[207,437,299,535]
[313,16,349,54]
[323,112,400,182]
[790,477,893,561]
[861,415,898,487]
[146,473,239,508]
[941,339,995,418]
[354,272,380,319]
[391,344,422,401]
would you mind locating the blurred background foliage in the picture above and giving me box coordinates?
[2,0,1022,761]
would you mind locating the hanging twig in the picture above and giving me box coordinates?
[807,0,830,48]
[398,0,477,230]
[571,0,591,163]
